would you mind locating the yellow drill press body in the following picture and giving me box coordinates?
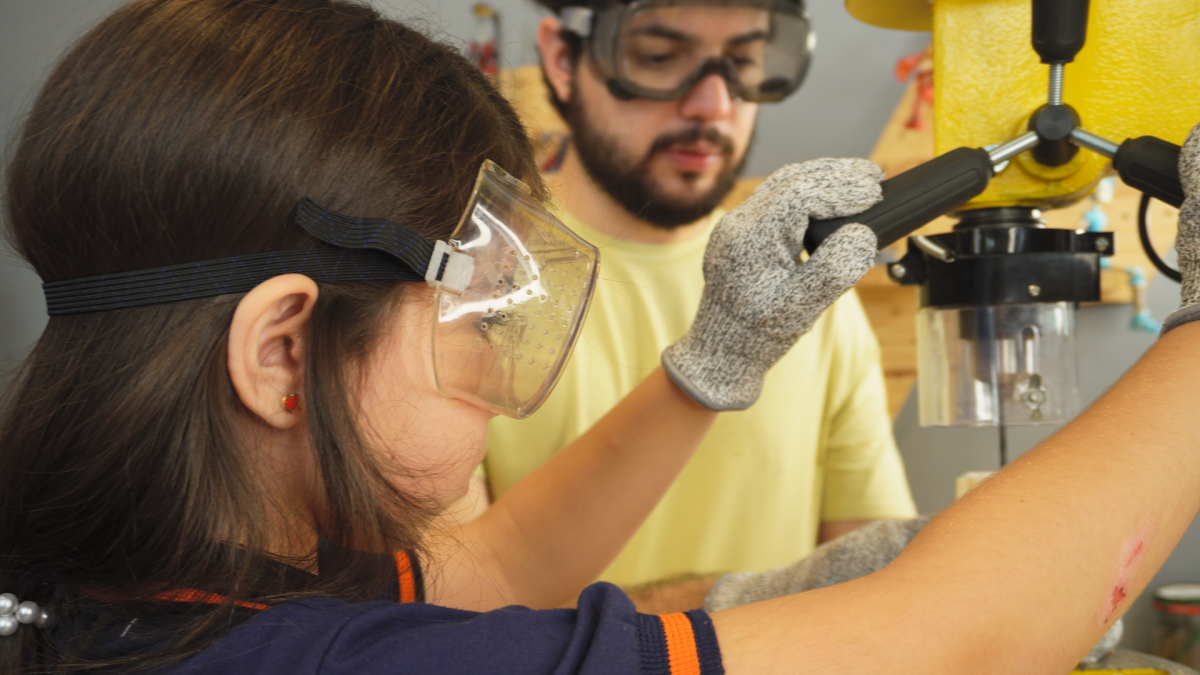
[848,0,1200,209]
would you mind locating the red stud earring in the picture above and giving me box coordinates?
[281,394,299,413]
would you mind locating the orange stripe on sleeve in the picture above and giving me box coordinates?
[659,612,702,675]
[151,588,269,611]
[394,551,417,604]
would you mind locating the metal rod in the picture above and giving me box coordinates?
[1069,127,1120,158]
[988,131,1040,166]
[1048,63,1065,106]
[999,424,1008,467]
[912,235,956,263]
[991,345,1007,468]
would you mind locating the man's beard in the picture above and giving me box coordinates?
[565,94,750,230]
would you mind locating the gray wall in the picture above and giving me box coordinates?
[3,0,1194,658]
[1,1,131,367]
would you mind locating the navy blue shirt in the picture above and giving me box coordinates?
[160,583,722,675]
[59,548,721,675]
[74,583,722,675]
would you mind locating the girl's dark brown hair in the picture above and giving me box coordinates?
[0,0,542,671]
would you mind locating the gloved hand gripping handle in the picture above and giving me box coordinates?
[803,147,998,254]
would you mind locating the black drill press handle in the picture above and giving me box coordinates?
[1032,0,1089,64]
[803,147,995,254]
[1114,136,1184,208]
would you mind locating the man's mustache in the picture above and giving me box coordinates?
[647,126,735,159]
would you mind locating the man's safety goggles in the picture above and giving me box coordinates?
[42,161,600,419]
[561,0,813,103]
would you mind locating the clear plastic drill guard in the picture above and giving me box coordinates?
[917,302,1081,427]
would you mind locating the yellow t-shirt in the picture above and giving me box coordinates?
[484,206,917,587]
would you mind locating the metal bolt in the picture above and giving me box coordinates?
[1048,63,1064,106]
[1095,236,1110,252]
[1028,284,1042,297]
[889,263,907,281]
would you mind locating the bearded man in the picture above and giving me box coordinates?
[481,0,918,588]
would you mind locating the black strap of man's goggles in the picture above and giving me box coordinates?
[42,199,436,316]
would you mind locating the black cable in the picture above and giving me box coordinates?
[1138,191,1183,283]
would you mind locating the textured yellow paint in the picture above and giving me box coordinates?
[845,0,933,31]
[932,0,1200,209]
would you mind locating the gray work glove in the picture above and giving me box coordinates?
[703,517,929,612]
[662,158,883,410]
[1179,123,1200,306]
[1162,122,1200,333]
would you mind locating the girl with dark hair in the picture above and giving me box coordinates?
[0,0,877,671]
[5,1,1200,674]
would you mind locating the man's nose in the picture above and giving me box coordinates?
[678,71,735,122]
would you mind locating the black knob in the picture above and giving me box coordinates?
[1114,137,1184,209]
[1028,104,1081,167]
[1032,0,1089,65]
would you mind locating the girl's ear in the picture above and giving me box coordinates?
[227,274,320,428]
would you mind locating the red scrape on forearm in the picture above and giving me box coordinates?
[1103,525,1149,624]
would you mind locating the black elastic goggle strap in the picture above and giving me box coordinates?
[292,198,435,274]
[42,200,434,316]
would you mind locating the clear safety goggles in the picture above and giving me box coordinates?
[429,161,599,418]
[42,160,599,420]
[561,0,813,103]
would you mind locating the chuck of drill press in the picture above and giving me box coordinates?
[1028,0,1089,166]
